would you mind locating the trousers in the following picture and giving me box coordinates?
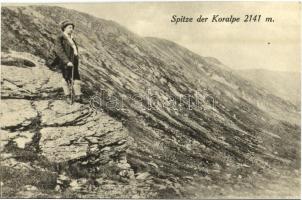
[62,79,82,96]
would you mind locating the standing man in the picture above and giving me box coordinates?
[55,19,82,103]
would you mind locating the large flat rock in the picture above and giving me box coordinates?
[1,51,62,99]
[0,99,38,131]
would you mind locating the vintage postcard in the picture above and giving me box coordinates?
[0,1,301,199]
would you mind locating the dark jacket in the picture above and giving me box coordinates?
[55,32,80,81]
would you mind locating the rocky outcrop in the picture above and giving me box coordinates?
[38,101,129,163]
[1,51,135,197]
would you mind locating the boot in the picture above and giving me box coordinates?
[65,95,72,104]
[74,95,82,103]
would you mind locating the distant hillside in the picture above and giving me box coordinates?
[235,69,300,107]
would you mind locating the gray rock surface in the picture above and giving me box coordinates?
[1,51,133,198]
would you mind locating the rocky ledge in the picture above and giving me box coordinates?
[0,51,144,198]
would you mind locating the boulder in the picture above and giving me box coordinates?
[39,105,129,163]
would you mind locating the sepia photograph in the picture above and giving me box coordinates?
[0,1,301,199]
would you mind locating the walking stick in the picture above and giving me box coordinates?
[70,64,74,105]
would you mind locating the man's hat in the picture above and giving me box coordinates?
[60,20,75,31]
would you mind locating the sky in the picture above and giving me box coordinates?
[38,2,301,72]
